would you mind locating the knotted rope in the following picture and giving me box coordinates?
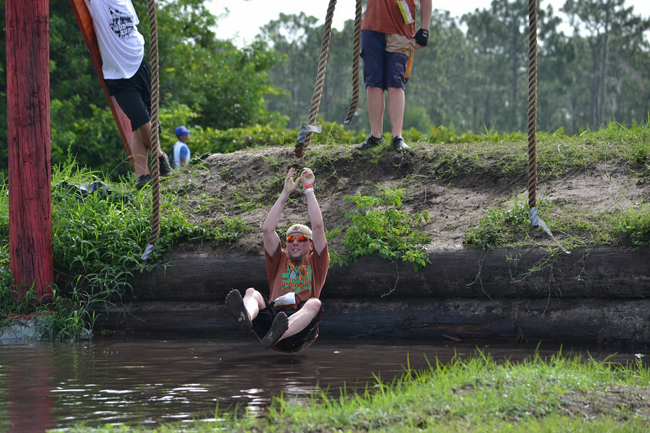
[295,0,337,158]
[344,0,363,125]
[141,0,161,261]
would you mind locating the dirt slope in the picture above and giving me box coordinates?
[164,143,648,255]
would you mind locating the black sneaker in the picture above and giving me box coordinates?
[261,312,289,350]
[159,153,172,177]
[391,136,410,152]
[136,174,152,190]
[225,289,252,331]
[355,134,384,150]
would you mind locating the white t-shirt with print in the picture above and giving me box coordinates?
[85,0,145,79]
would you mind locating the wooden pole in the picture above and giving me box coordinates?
[6,0,54,301]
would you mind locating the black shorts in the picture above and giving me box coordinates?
[252,298,322,353]
[105,60,151,131]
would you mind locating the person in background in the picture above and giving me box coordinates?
[225,167,329,352]
[355,0,432,152]
[85,0,172,189]
[172,126,191,168]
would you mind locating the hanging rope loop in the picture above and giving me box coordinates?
[344,0,363,125]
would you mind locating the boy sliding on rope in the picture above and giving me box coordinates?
[85,0,172,189]
[225,167,329,352]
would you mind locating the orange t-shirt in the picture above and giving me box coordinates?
[265,243,330,311]
[362,0,417,38]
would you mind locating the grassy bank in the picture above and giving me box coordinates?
[1,123,649,340]
[56,351,650,432]
[0,161,250,340]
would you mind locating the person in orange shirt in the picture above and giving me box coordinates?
[355,0,432,152]
[225,167,329,352]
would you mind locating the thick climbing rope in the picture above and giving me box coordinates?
[295,0,337,158]
[527,0,569,254]
[344,0,363,125]
[527,0,538,213]
[141,0,161,261]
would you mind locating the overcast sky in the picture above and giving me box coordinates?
[207,0,650,47]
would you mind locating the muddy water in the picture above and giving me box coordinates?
[0,334,642,432]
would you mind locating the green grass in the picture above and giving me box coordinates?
[0,161,253,341]
[54,350,650,432]
[464,195,650,251]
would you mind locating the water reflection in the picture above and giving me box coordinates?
[0,334,643,432]
[5,344,56,432]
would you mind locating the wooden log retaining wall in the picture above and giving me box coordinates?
[95,247,650,347]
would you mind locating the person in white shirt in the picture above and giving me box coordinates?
[85,0,171,189]
[172,126,191,168]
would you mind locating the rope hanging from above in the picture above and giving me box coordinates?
[141,0,162,261]
[526,0,569,254]
[344,0,363,125]
[294,0,338,159]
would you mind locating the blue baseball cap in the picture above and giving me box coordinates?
[175,126,191,136]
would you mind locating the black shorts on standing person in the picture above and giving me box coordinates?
[105,59,151,132]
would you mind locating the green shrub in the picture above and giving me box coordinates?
[336,187,431,271]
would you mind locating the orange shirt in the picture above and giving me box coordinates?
[362,0,417,38]
[265,243,330,311]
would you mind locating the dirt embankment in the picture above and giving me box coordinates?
[109,144,650,347]
[166,144,648,253]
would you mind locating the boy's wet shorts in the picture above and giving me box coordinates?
[361,29,410,90]
[105,60,151,131]
[252,297,322,353]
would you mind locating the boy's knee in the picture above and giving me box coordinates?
[305,298,322,312]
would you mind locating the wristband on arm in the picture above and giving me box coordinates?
[415,28,429,47]
[303,184,314,194]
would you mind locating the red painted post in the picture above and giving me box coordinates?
[6,0,54,301]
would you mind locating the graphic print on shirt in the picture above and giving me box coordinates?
[281,262,313,293]
[108,7,135,39]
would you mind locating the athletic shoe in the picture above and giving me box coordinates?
[225,289,252,331]
[355,134,384,150]
[261,312,288,349]
[391,136,410,152]
[135,174,151,190]
[159,153,172,177]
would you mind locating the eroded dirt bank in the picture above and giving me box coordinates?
[99,144,650,347]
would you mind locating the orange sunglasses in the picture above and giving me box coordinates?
[286,234,310,243]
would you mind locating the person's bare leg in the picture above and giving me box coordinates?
[367,86,385,138]
[278,298,321,341]
[387,87,405,138]
[243,287,266,322]
[131,122,151,177]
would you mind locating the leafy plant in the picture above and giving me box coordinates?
[336,187,431,271]
[465,196,534,249]
[618,205,650,246]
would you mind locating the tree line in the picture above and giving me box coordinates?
[0,0,648,176]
